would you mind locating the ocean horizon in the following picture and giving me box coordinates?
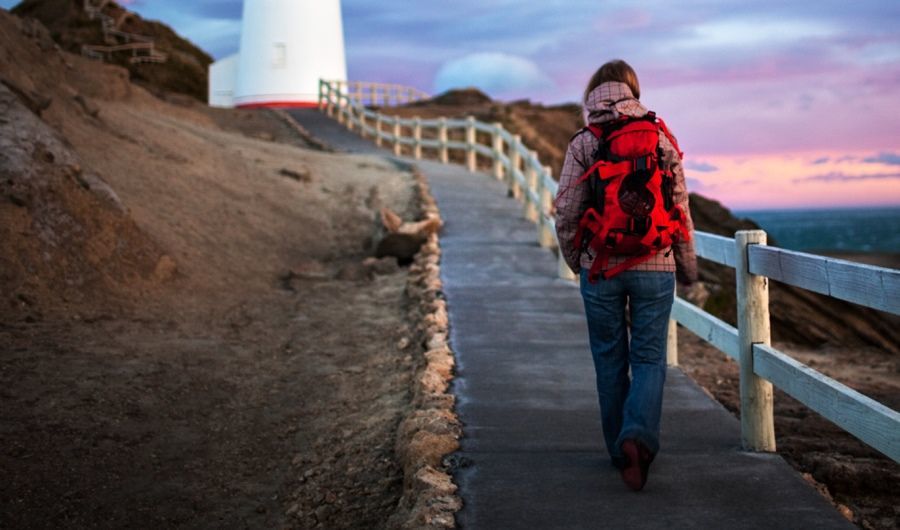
[733,206,900,254]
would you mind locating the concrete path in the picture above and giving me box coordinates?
[289,109,853,529]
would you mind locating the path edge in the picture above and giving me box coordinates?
[389,168,463,529]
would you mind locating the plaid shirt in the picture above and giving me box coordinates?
[555,81,698,283]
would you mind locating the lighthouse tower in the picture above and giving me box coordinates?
[208,0,347,108]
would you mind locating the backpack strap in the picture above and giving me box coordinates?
[574,208,603,252]
[600,252,658,280]
[569,127,596,143]
[576,159,633,184]
[586,249,611,283]
[654,116,683,160]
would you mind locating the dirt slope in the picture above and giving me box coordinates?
[1,10,424,528]
[1,8,166,320]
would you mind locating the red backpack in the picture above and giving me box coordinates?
[573,111,690,283]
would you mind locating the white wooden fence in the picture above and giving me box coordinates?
[330,81,431,108]
[319,79,563,271]
[674,231,900,458]
[317,79,900,462]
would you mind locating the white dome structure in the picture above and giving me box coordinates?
[208,0,347,109]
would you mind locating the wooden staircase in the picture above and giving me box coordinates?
[80,0,167,64]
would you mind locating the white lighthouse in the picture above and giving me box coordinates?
[209,0,348,108]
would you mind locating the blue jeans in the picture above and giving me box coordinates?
[579,269,674,466]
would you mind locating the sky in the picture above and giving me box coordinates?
[3,0,899,210]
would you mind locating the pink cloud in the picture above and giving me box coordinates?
[682,151,900,210]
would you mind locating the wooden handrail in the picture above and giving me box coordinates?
[748,245,900,315]
[317,78,900,461]
[319,78,560,270]
[683,230,899,459]
[325,79,431,107]
[81,0,165,64]
[83,42,154,53]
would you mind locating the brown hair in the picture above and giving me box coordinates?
[584,59,641,102]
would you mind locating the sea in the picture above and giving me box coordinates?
[733,206,900,254]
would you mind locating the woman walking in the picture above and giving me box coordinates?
[555,60,698,491]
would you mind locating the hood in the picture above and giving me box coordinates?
[583,81,648,125]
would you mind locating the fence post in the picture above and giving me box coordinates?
[336,93,345,125]
[326,82,335,117]
[735,230,776,452]
[392,118,402,156]
[438,118,449,164]
[538,168,556,248]
[465,116,477,172]
[524,152,539,222]
[318,79,325,111]
[558,245,577,282]
[375,114,383,147]
[491,123,504,180]
[413,117,422,159]
[346,103,355,132]
[359,110,368,139]
[509,135,522,199]
[556,191,579,282]
[354,82,362,106]
[667,285,678,366]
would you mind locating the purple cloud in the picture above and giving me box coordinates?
[7,0,897,175]
[685,160,719,172]
[863,152,900,165]
[794,171,900,182]
[686,177,714,191]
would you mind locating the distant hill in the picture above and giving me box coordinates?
[11,0,212,101]
[387,89,900,353]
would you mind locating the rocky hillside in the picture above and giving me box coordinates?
[1,9,168,319]
[386,90,900,354]
[11,0,211,100]
[0,9,317,321]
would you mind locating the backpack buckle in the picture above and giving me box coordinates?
[627,216,651,235]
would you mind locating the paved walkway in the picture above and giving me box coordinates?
[289,109,853,529]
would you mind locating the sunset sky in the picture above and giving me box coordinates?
[4,0,898,210]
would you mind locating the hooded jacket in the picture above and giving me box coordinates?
[554,81,698,283]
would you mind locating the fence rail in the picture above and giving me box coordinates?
[317,79,900,463]
[748,245,900,314]
[334,80,431,107]
[319,79,562,266]
[81,0,167,64]
[669,232,899,460]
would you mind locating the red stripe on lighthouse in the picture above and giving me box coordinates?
[235,100,320,109]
